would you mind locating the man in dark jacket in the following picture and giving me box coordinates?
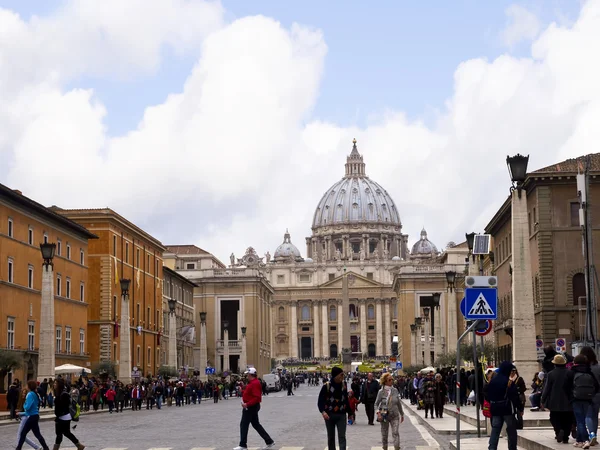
[360,372,379,425]
[541,354,573,444]
[486,361,523,450]
[318,367,353,450]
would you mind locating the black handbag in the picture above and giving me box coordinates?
[515,413,524,430]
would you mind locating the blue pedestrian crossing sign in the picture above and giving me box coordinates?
[464,288,497,320]
[205,367,215,375]
[396,362,403,370]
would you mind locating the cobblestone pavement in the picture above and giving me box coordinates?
[1,385,446,450]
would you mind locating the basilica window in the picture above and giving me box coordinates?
[349,304,358,319]
[329,306,337,321]
[301,305,310,320]
[368,343,376,357]
[277,275,285,284]
[278,307,285,321]
[299,273,311,283]
[351,242,360,253]
[368,304,375,320]
[369,241,377,254]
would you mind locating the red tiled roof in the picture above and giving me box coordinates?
[532,153,600,174]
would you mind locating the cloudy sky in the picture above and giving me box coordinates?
[0,0,595,264]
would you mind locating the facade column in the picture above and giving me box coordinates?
[199,318,208,382]
[360,300,367,354]
[511,188,538,385]
[322,302,329,357]
[290,302,298,358]
[337,300,344,353]
[384,300,392,356]
[223,326,230,373]
[38,262,55,382]
[376,300,383,356]
[313,301,321,358]
[168,311,177,369]
[446,289,458,353]
[118,287,132,384]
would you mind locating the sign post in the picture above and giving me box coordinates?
[536,339,545,361]
[555,338,566,353]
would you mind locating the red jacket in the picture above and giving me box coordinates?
[105,389,116,401]
[242,378,262,407]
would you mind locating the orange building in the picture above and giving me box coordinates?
[0,185,97,387]
[53,208,166,378]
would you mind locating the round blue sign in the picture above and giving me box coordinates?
[475,319,493,336]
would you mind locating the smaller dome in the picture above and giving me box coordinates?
[274,229,303,263]
[392,256,401,261]
[304,258,314,263]
[411,228,438,256]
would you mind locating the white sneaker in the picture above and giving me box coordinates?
[233,447,248,450]
[262,443,276,449]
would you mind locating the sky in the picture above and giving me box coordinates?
[0,0,595,264]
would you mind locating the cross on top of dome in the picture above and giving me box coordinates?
[345,138,366,177]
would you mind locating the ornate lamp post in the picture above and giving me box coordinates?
[432,293,442,362]
[445,271,458,351]
[507,153,537,386]
[240,326,247,373]
[37,243,56,381]
[199,311,208,381]
[423,307,431,366]
[118,278,132,384]
[168,298,177,369]
[222,319,230,373]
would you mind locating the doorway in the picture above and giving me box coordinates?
[351,336,359,353]
[300,337,312,358]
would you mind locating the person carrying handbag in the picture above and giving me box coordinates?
[375,373,404,450]
[486,361,523,450]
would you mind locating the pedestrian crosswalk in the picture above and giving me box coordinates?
[61,447,436,450]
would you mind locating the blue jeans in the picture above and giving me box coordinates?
[488,415,518,450]
[573,400,591,442]
[587,402,599,437]
[156,396,162,409]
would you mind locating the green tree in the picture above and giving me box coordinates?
[435,351,458,368]
[92,361,116,380]
[460,342,496,364]
[402,364,425,375]
[0,350,22,393]
[158,365,178,378]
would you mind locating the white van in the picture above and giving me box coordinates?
[262,374,281,392]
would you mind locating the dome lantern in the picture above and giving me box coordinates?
[274,229,303,263]
[345,138,366,178]
[411,228,438,257]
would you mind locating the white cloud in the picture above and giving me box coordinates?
[501,4,541,47]
[1,0,600,265]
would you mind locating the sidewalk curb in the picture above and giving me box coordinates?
[401,400,478,436]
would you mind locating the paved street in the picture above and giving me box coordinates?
[1,384,443,450]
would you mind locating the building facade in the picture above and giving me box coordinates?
[485,154,600,360]
[0,185,96,386]
[53,208,166,377]
[162,266,196,371]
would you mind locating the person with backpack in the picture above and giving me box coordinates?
[421,372,435,419]
[317,367,354,450]
[580,346,600,446]
[486,361,523,450]
[53,377,84,450]
[566,354,599,448]
[540,354,573,444]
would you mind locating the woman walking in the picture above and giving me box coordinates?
[580,346,600,445]
[15,380,50,450]
[375,373,404,450]
[54,378,85,450]
[434,373,447,418]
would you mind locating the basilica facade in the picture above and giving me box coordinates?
[238,140,469,365]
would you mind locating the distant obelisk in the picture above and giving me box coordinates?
[342,269,352,373]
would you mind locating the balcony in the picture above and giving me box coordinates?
[216,339,242,355]
[298,319,312,325]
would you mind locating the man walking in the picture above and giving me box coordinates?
[234,368,275,450]
[360,372,379,425]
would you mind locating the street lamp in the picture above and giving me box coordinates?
[222,319,230,373]
[168,296,177,369]
[506,152,537,391]
[37,242,57,381]
[118,278,132,383]
[241,326,247,336]
[223,319,229,330]
[507,154,529,198]
[200,311,207,323]
[431,293,442,361]
[198,311,208,381]
[432,293,441,308]
[168,298,176,314]
[240,326,248,373]
[465,232,476,253]
[445,271,456,292]
[410,323,416,333]
[423,307,430,318]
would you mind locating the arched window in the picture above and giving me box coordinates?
[329,305,337,321]
[349,304,358,319]
[278,306,285,321]
[301,305,310,320]
[368,343,376,357]
[573,273,586,306]
[368,304,375,320]
[330,344,338,358]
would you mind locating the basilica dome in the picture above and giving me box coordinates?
[312,140,401,229]
[274,229,303,263]
[411,228,438,256]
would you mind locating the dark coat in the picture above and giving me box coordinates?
[540,365,571,412]
[565,363,600,403]
[485,361,523,416]
[360,379,380,404]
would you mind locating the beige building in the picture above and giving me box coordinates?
[165,246,273,377]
